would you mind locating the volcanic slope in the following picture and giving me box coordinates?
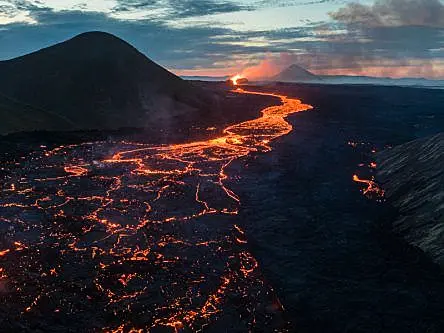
[377,133,444,267]
[272,64,320,82]
[0,31,212,135]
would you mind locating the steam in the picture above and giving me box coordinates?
[240,57,284,80]
[239,53,311,80]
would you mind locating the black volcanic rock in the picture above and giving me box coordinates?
[0,31,210,134]
[377,133,444,266]
[271,64,320,82]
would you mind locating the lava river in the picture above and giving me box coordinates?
[0,88,312,332]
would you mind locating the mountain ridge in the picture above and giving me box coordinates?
[271,64,320,82]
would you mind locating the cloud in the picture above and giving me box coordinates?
[113,0,251,18]
[323,1,444,62]
[257,0,336,7]
[169,0,250,17]
[330,0,444,28]
[1,0,444,78]
[0,0,42,24]
[0,7,282,70]
[288,0,444,77]
[231,0,444,79]
[0,2,15,15]
[113,0,333,17]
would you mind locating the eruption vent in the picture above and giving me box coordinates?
[230,75,249,85]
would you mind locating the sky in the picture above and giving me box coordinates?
[1,0,444,78]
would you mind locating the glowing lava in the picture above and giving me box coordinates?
[0,88,312,332]
[353,174,385,199]
[230,74,242,85]
[348,141,385,201]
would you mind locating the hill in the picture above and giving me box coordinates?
[271,64,320,82]
[0,31,210,134]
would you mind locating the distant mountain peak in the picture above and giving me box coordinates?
[287,64,309,70]
[272,64,319,82]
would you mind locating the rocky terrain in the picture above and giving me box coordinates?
[377,133,444,267]
[0,87,308,332]
[230,83,444,333]
[1,39,444,330]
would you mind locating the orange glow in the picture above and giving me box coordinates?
[64,165,89,177]
[230,74,242,85]
[239,59,282,80]
[353,174,385,199]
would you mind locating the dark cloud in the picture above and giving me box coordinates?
[0,0,33,16]
[257,0,336,7]
[113,0,252,18]
[330,0,444,28]
[112,0,164,12]
[292,0,444,76]
[170,0,249,17]
[0,0,50,20]
[0,3,15,15]
[2,0,41,11]
[323,0,444,62]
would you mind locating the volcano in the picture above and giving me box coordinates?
[0,31,210,135]
[272,64,320,82]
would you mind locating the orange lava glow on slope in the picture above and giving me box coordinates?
[348,141,386,201]
[353,174,385,198]
[0,88,312,331]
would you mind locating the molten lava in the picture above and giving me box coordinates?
[230,74,242,85]
[348,141,385,201]
[0,88,312,331]
[353,174,385,199]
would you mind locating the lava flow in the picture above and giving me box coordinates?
[353,174,385,199]
[348,141,386,201]
[0,88,312,332]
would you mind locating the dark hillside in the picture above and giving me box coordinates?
[0,31,210,134]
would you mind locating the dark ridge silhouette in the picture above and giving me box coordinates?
[272,64,320,82]
[0,31,211,134]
